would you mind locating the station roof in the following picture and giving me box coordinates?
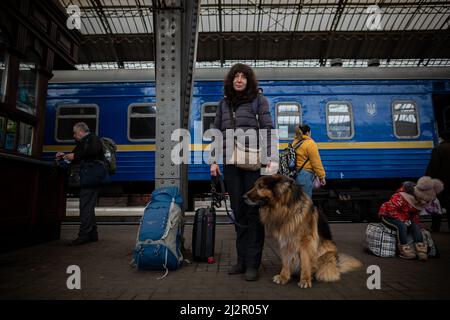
[56,0,450,69]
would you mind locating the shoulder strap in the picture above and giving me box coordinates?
[251,94,261,115]
[252,93,261,128]
[292,139,304,150]
[295,139,309,170]
[297,157,310,171]
[226,95,261,130]
[218,98,229,130]
[226,100,236,129]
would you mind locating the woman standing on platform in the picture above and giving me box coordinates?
[210,63,274,281]
[292,124,326,199]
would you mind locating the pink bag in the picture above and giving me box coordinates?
[313,176,321,190]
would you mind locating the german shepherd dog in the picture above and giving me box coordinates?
[244,174,362,288]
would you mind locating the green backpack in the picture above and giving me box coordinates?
[101,137,117,174]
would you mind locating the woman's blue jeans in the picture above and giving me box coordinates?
[295,169,314,199]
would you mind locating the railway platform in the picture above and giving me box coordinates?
[1,222,449,300]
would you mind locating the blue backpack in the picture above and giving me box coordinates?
[132,187,184,274]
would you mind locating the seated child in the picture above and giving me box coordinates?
[378,176,444,261]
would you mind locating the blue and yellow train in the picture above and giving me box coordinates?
[42,67,450,220]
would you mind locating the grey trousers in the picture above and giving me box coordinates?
[79,187,99,238]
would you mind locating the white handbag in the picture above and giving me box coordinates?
[228,102,262,171]
[231,140,261,171]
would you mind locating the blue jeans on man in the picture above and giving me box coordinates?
[295,169,315,199]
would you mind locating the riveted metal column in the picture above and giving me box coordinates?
[181,0,201,129]
[180,0,201,207]
[154,1,182,191]
[153,0,201,208]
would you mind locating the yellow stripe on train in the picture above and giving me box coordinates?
[43,141,433,153]
[316,141,433,149]
[43,144,157,152]
[190,141,434,150]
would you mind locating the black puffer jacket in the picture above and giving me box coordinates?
[213,94,275,162]
[72,133,104,164]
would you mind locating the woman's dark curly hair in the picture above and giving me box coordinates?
[224,63,258,103]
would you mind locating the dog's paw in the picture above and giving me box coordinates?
[298,278,312,289]
[273,274,290,285]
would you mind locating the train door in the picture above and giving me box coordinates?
[432,94,450,135]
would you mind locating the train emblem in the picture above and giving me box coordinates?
[366,102,377,116]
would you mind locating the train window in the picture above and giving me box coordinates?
[128,103,156,141]
[392,101,419,138]
[55,104,99,142]
[276,102,302,139]
[202,103,218,136]
[326,102,354,139]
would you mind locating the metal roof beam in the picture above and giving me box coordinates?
[89,0,124,68]
[79,30,450,63]
[198,2,450,9]
[321,0,348,66]
[403,0,426,30]
[218,0,224,67]
[255,0,263,63]
[287,0,304,66]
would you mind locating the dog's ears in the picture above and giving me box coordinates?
[274,179,293,198]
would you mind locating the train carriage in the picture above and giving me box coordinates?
[42,67,450,220]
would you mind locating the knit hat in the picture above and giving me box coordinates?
[414,176,444,202]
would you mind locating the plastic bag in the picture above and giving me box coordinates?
[313,176,321,190]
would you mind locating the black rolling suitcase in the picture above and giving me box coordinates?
[192,206,216,262]
[192,177,243,262]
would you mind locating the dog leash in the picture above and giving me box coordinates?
[210,176,249,229]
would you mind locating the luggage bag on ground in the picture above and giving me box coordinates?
[365,222,439,258]
[192,206,216,262]
[364,223,397,257]
[133,187,184,271]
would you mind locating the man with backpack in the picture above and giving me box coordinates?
[56,122,105,246]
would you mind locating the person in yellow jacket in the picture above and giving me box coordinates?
[292,124,326,198]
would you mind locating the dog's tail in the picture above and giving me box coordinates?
[337,253,363,273]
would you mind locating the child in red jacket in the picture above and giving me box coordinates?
[379,176,444,260]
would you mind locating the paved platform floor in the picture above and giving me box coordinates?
[1,222,449,300]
